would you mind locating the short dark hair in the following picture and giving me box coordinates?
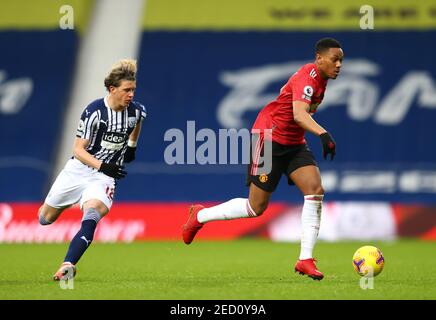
[315,38,342,54]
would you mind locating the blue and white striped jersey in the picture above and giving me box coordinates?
[76,96,147,165]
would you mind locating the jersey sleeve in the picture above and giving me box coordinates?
[136,102,147,122]
[291,73,318,105]
[76,107,99,140]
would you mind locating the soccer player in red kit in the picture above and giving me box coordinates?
[183,38,343,280]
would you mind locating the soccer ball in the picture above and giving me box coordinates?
[352,245,385,277]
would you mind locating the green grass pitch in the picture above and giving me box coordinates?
[0,239,434,300]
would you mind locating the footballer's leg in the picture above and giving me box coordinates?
[183,141,280,245]
[183,183,272,245]
[40,163,83,226]
[290,165,325,280]
[54,199,108,281]
[38,203,68,225]
[53,201,105,281]
[53,177,114,281]
[53,175,112,281]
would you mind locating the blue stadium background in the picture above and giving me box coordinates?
[1,4,436,205]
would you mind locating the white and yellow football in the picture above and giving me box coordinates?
[352,245,385,277]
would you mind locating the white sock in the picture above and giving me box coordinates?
[197,198,257,223]
[299,195,323,260]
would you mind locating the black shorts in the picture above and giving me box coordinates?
[246,135,317,192]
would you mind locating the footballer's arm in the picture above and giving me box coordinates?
[128,120,142,146]
[73,137,102,170]
[293,101,327,136]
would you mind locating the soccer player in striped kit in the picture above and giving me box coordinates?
[183,38,343,280]
[38,59,147,280]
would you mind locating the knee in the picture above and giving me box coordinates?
[83,200,108,218]
[94,204,108,218]
[249,200,269,216]
[38,206,53,225]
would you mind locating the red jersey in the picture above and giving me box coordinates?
[252,63,327,146]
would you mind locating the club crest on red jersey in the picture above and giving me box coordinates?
[259,174,268,183]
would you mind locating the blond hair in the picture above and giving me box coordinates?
[104,59,137,90]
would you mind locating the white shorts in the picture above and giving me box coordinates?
[45,158,116,210]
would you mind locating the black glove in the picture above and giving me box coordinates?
[99,163,127,179]
[123,146,136,163]
[320,132,336,160]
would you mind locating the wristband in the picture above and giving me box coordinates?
[127,140,137,148]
